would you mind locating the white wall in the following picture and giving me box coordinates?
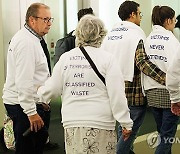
[99,0,124,31]
[84,0,124,31]
[89,0,99,17]
[0,0,5,128]
[20,0,42,28]
[0,0,43,127]
[84,0,151,34]
[66,0,78,33]
[87,0,180,36]
[137,0,180,36]
[2,0,21,71]
[152,0,180,15]
[81,0,90,8]
[44,0,60,66]
[2,0,43,71]
[1,0,21,127]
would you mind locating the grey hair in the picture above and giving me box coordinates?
[75,15,107,48]
[25,3,50,23]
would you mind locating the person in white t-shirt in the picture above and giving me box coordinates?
[101,1,166,154]
[2,3,53,154]
[167,14,180,116]
[37,15,133,154]
[144,6,179,154]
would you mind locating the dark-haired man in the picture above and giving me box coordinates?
[101,1,166,154]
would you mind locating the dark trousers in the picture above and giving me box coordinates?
[151,107,179,154]
[4,104,48,154]
[44,106,51,130]
[117,105,147,154]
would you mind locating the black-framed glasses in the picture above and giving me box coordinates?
[34,16,54,23]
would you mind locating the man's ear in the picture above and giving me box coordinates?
[130,12,136,19]
[29,16,35,24]
[131,12,136,17]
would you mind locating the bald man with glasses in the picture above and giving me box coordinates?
[2,3,54,154]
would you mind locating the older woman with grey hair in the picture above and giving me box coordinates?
[75,14,106,48]
[38,15,133,154]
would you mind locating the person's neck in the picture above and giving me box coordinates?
[24,23,43,40]
[126,19,136,25]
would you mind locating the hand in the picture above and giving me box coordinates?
[28,113,44,132]
[42,103,50,111]
[122,127,132,141]
[171,102,180,116]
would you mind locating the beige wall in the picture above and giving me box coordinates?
[134,0,152,36]
[44,0,60,66]
[139,0,152,36]
[152,0,180,15]
[136,0,180,36]
[45,0,61,44]
[0,0,5,128]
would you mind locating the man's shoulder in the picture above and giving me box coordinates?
[56,31,75,48]
[12,28,37,43]
[11,33,31,46]
[54,31,76,64]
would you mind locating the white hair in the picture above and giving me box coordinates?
[75,15,107,48]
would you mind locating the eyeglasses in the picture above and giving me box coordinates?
[34,16,54,23]
[139,12,143,17]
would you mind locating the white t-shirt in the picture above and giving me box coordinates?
[101,21,146,82]
[38,46,133,130]
[144,25,180,90]
[3,27,50,116]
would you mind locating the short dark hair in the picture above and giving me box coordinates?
[152,6,175,26]
[118,1,140,21]
[77,8,94,21]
